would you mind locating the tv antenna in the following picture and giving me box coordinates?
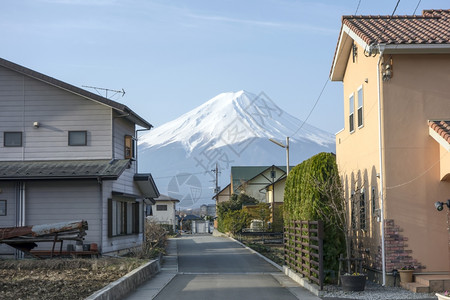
[82,85,125,99]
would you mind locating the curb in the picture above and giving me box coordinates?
[228,236,283,271]
[85,258,161,300]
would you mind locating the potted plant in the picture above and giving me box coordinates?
[341,272,366,292]
[436,291,450,300]
[398,265,414,283]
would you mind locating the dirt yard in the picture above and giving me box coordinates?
[0,257,147,300]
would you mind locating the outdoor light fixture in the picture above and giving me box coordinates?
[434,200,450,211]
[33,121,40,128]
[382,64,392,81]
[269,137,290,176]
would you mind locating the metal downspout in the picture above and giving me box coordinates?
[377,50,386,286]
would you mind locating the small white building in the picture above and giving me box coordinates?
[149,194,179,232]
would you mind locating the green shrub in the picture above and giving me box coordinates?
[284,152,345,281]
[217,193,258,233]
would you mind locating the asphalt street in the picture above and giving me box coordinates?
[129,234,320,300]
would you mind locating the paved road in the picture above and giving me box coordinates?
[125,234,320,299]
[153,235,319,300]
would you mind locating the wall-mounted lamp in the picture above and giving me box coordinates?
[33,121,40,129]
[382,64,392,81]
[434,199,450,211]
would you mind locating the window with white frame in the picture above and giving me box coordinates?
[357,86,364,128]
[349,94,355,132]
[108,198,142,237]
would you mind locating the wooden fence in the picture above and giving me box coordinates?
[284,220,324,290]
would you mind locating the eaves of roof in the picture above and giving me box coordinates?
[0,159,130,180]
[429,120,450,152]
[154,194,180,202]
[0,57,152,129]
[330,9,450,81]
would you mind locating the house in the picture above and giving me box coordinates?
[213,184,231,204]
[263,176,286,231]
[200,204,216,217]
[0,57,159,257]
[214,165,289,231]
[148,194,179,232]
[330,9,450,286]
[230,165,288,202]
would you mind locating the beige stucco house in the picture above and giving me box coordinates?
[330,9,450,287]
[149,194,179,232]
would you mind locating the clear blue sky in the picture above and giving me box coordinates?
[1,0,447,134]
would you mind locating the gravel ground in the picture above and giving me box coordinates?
[320,281,437,300]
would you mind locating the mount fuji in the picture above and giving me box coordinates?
[138,90,335,208]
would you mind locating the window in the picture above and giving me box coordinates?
[0,200,6,216]
[360,189,366,230]
[156,204,167,211]
[349,94,355,132]
[124,135,135,159]
[4,132,22,147]
[68,131,87,146]
[108,198,142,237]
[357,86,364,128]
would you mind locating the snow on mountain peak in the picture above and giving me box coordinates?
[139,90,334,154]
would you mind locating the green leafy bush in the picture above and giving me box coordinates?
[217,193,258,234]
[284,152,345,281]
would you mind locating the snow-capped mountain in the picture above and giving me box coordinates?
[138,90,335,208]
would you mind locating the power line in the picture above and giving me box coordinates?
[413,0,421,15]
[290,0,362,139]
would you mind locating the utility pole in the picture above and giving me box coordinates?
[211,163,220,194]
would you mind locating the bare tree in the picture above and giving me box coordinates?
[311,173,365,274]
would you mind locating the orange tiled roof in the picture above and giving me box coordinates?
[342,9,450,45]
[429,121,450,144]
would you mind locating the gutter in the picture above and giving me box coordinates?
[376,47,387,286]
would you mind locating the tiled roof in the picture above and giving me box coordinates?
[330,9,450,81]
[342,9,450,45]
[0,159,130,180]
[429,120,450,145]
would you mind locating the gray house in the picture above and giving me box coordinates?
[0,57,159,257]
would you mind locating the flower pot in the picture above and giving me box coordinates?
[399,270,414,283]
[341,274,366,291]
[436,293,450,300]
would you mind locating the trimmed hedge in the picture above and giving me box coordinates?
[284,152,345,281]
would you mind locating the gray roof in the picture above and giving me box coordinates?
[0,159,130,180]
[231,165,290,192]
[0,57,152,129]
[153,194,180,202]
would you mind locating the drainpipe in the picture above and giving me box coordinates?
[376,47,387,286]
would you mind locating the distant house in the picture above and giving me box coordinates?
[263,176,286,231]
[200,204,216,217]
[215,165,289,231]
[330,9,450,285]
[230,165,288,202]
[213,184,231,204]
[0,57,159,257]
[149,194,179,232]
